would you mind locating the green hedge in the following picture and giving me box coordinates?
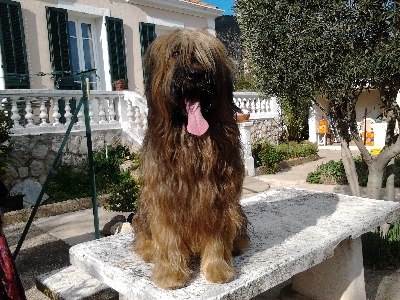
[252,141,318,174]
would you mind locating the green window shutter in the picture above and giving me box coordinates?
[0,0,30,88]
[46,6,74,90]
[139,22,156,80]
[106,16,128,90]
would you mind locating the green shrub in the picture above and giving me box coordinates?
[253,141,318,174]
[93,145,137,189]
[306,170,323,184]
[46,145,140,205]
[252,142,286,173]
[307,160,348,185]
[307,155,399,187]
[104,172,140,213]
[46,164,91,203]
[276,141,318,159]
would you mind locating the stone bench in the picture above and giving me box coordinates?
[35,265,118,300]
[37,188,400,299]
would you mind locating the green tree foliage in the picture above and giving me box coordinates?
[279,95,310,142]
[236,1,400,199]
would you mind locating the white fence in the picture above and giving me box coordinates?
[0,90,279,176]
[0,90,147,139]
[1,90,279,138]
[233,91,279,119]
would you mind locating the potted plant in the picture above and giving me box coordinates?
[113,79,128,91]
[236,106,251,122]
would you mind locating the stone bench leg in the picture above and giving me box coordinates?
[291,237,366,300]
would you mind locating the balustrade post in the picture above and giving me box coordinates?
[238,121,255,176]
[52,99,61,126]
[10,97,22,128]
[25,97,35,127]
[76,103,85,127]
[126,98,134,128]
[134,107,142,131]
[108,97,117,123]
[88,98,96,125]
[39,97,50,127]
[64,98,72,125]
[142,113,148,130]
[98,97,108,124]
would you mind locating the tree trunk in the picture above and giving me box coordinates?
[340,140,360,197]
[385,157,395,202]
[366,161,385,200]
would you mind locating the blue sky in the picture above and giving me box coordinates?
[205,0,234,15]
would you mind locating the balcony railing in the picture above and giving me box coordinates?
[0,90,278,139]
[233,91,279,119]
[0,90,147,139]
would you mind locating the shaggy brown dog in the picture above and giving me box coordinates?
[133,28,250,290]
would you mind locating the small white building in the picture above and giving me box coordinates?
[309,90,400,148]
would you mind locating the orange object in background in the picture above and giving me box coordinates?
[366,131,374,146]
[318,116,328,134]
[361,131,374,146]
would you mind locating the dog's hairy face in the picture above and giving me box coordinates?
[144,29,237,136]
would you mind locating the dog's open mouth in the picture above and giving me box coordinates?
[185,97,209,136]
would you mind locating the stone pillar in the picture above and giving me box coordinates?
[308,104,318,144]
[291,237,366,300]
[238,121,255,176]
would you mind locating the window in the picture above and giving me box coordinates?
[0,0,29,89]
[46,7,74,89]
[139,22,156,82]
[46,7,127,91]
[68,17,97,90]
[106,17,128,90]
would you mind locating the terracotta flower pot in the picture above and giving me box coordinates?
[114,79,127,91]
[236,113,250,122]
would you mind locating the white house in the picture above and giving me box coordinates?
[0,0,222,93]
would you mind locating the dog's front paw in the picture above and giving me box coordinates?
[201,260,235,284]
[152,264,191,290]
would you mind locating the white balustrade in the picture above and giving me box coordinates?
[0,90,273,152]
[233,92,279,119]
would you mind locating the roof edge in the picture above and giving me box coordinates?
[125,0,223,18]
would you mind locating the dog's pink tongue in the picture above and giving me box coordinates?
[185,99,209,136]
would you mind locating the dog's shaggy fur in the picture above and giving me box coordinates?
[133,29,250,290]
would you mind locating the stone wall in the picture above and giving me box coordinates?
[251,117,280,145]
[3,129,128,189]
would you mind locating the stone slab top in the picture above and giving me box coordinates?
[69,188,400,300]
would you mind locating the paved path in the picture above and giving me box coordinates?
[3,147,400,299]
